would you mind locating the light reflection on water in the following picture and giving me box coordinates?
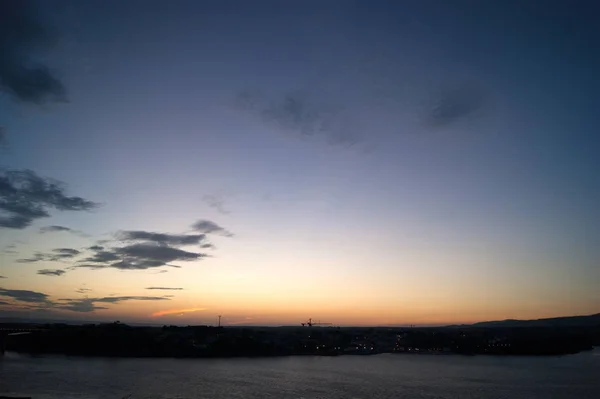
[1,349,599,399]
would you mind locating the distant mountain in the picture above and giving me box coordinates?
[0,316,161,327]
[469,313,600,328]
[0,316,99,325]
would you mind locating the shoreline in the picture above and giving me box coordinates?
[3,323,598,360]
[4,347,594,360]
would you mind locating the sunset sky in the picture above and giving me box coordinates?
[1,0,598,327]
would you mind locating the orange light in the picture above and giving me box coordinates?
[151,307,207,317]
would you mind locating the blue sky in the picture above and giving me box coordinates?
[1,0,598,326]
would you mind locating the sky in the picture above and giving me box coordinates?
[1,0,599,327]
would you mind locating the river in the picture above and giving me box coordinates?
[1,349,599,399]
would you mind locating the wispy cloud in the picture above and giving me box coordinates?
[40,225,72,233]
[151,307,207,317]
[0,0,67,104]
[39,225,89,237]
[37,269,66,276]
[0,127,7,148]
[17,247,81,263]
[16,252,45,263]
[145,287,184,291]
[0,169,98,229]
[202,193,231,215]
[191,220,233,237]
[0,276,6,279]
[95,296,170,304]
[1,243,18,254]
[75,287,92,294]
[234,89,365,149]
[422,83,487,128]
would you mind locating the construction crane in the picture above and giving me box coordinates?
[301,318,331,327]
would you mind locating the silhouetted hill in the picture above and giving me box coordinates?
[470,313,600,328]
[5,321,596,357]
[0,316,161,327]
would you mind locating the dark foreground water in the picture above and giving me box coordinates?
[1,349,599,399]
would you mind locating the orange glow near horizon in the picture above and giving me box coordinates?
[2,243,598,326]
[151,307,207,317]
[136,296,598,326]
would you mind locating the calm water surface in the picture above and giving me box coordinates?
[1,349,599,399]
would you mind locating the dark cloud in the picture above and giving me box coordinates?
[54,248,80,256]
[68,222,231,271]
[55,298,107,313]
[57,295,170,313]
[145,287,184,291]
[0,0,67,104]
[0,287,49,303]
[109,259,167,269]
[0,300,10,305]
[71,263,110,270]
[17,247,80,263]
[191,220,233,237]
[0,276,6,278]
[75,242,206,271]
[39,225,72,233]
[37,269,66,276]
[118,230,209,247]
[81,250,120,263]
[0,169,98,229]
[423,83,487,128]
[202,194,231,215]
[116,243,203,266]
[75,287,92,294]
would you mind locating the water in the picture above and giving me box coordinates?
[1,350,599,399]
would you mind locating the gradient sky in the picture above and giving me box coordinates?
[1,0,599,326]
